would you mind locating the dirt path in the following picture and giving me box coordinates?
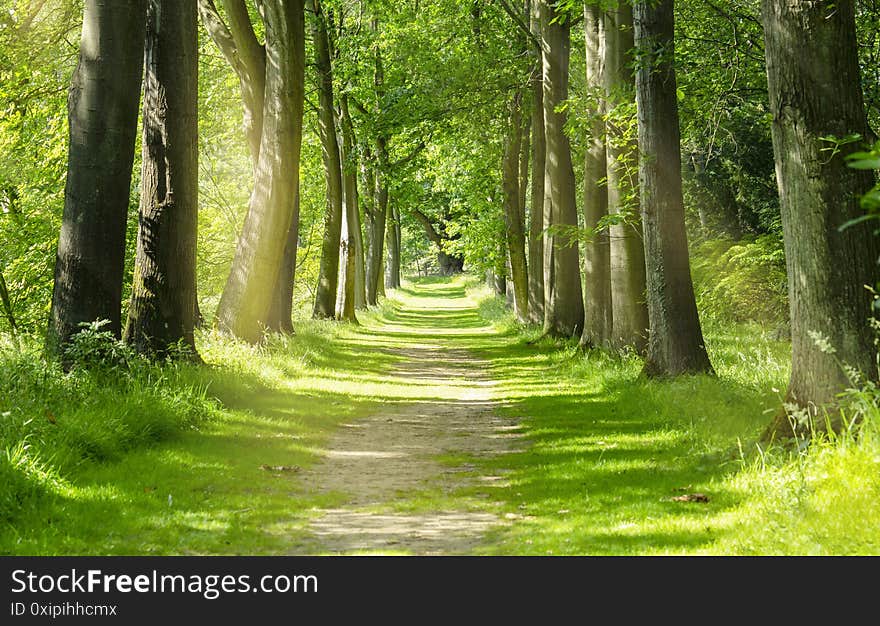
[294,340,523,555]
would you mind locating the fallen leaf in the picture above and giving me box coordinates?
[672,493,710,503]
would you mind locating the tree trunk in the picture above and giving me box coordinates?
[528,2,545,326]
[0,268,17,331]
[310,0,343,319]
[762,0,879,436]
[581,3,612,349]
[635,0,713,376]
[366,142,388,304]
[336,182,357,322]
[494,245,507,296]
[264,188,299,333]
[385,201,401,289]
[125,0,199,359]
[339,95,366,310]
[540,0,584,337]
[503,91,529,323]
[200,0,300,333]
[605,5,649,351]
[48,0,147,353]
[215,0,305,342]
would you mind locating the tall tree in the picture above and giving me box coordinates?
[527,0,546,326]
[604,3,649,351]
[503,90,529,323]
[364,20,389,305]
[634,0,712,376]
[385,202,401,289]
[310,0,344,319]
[529,0,546,326]
[211,0,306,342]
[199,0,300,334]
[339,94,366,310]
[48,0,147,353]
[581,2,611,349]
[763,0,879,435]
[125,0,199,359]
[540,0,584,337]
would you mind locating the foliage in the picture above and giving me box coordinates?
[690,235,788,327]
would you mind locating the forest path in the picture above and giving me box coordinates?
[293,280,524,555]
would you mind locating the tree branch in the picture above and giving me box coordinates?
[493,0,539,49]
[221,0,265,82]
[410,208,443,245]
[390,140,427,170]
[198,0,248,79]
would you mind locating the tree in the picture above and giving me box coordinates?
[527,0,546,326]
[48,0,147,354]
[125,0,200,359]
[581,2,611,349]
[634,0,712,376]
[604,2,649,351]
[206,0,306,342]
[762,0,879,435]
[385,202,402,289]
[503,90,529,323]
[540,0,584,337]
[309,0,344,319]
[339,93,366,312]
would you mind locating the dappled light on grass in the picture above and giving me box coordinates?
[3,276,877,555]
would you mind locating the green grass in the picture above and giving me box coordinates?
[0,308,407,554]
[2,275,878,555]
[464,282,880,555]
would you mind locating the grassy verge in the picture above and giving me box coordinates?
[0,307,401,555]
[468,282,880,555]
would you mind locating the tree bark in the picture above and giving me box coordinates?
[503,90,529,323]
[214,0,305,342]
[339,95,366,311]
[528,0,545,326]
[264,188,299,333]
[198,0,265,165]
[366,139,388,304]
[48,0,147,354]
[201,0,300,332]
[605,5,649,351]
[635,0,713,376]
[540,0,584,337]
[0,268,17,332]
[310,0,343,319]
[125,0,200,359]
[385,201,401,289]
[762,0,879,435]
[336,181,357,322]
[581,2,612,349]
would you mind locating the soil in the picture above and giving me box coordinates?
[293,343,523,555]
